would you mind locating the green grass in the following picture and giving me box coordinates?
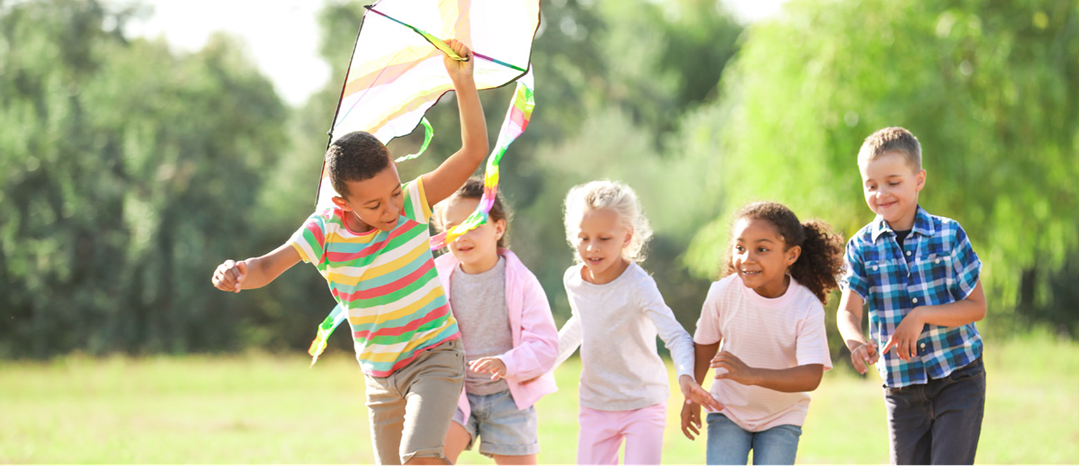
[1,334,1076,464]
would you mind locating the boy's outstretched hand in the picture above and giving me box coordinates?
[212,259,247,293]
[442,39,474,83]
[851,339,880,374]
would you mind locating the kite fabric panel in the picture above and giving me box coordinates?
[315,0,541,208]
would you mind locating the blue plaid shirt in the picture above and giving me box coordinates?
[842,206,983,388]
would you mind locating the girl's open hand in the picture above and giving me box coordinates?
[469,357,507,381]
[711,351,758,386]
[680,400,702,441]
[679,374,723,413]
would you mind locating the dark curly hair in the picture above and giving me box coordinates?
[326,131,392,197]
[434,176,511,248]
[721,202,845,304]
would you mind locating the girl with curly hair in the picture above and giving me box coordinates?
[680,201,845,465]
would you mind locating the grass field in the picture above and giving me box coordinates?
[1,333,1076,464]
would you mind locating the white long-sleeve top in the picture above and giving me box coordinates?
[555,262,695,411]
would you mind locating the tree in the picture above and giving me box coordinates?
[685,0,1079,336]
[0,0,289,356]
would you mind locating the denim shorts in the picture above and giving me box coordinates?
[452,389,539,457]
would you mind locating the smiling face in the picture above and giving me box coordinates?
[859,151,926,231]
[440,196,505,274]
[331,164,404,233]
[731,217,800,299]
[575,208,632,284]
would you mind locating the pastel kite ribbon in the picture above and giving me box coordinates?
[429,69,534,250]
[307,304,348,366]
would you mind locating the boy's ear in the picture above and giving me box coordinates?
[786,245,802,266]
[331,195,351,211]
[915,169,927,192]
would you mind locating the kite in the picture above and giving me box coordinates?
[307,0,539,365]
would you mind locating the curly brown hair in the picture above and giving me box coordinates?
[721,202,845,304]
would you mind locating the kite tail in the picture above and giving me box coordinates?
[431,69,535,250]
[394,118,434,163]
[308,304,349,367]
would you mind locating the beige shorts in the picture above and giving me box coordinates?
[364,338,465,464]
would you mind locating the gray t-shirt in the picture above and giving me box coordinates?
[450,256,512,395]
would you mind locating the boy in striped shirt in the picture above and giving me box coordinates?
[211,39,487,465]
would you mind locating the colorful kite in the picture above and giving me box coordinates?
[308,0,539,365]
[314,0,540,208]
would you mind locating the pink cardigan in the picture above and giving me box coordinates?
[435,248,559,421]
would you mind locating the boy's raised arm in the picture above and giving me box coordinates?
[422,39,489,207]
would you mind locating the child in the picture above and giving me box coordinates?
[679,201,844,465]
[837,127,987,465]
[554,180,720,465]
[432,177,559,465]
[210,39,487,465]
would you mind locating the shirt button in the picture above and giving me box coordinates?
[935,259,941,264]
[920,343,926,349]
[872,265,878,271]
[912,297,919,303]
[905,250,912,256]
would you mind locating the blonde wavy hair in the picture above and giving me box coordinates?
[563,180,654,263]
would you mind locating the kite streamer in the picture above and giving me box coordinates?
[429,70,534,250]
[393,117,434,163]
[307,304,347,366]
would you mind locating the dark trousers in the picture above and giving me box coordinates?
[883,357,986,465]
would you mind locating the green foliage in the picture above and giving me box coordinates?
[686,0,1079,330]
[0,0,288,357]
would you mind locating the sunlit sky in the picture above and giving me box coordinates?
[120,0,788,106]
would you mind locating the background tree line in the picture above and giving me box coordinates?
[1,0,1075,359]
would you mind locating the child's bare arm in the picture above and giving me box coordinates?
[883,280,986,361]
[680,342,720,441]
[837,288,877,374]
[711,352,824,393]
[694,342,719,385]
[421,39,489,207]
[211,243,301,292]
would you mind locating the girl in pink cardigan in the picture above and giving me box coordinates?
[433,177,559,465]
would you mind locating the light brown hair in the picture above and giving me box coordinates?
[858,126,922,171]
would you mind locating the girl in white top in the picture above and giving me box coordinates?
[555,180,720,465]
[680,201,845,465]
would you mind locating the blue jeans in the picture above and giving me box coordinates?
[706,413,802,465]
[883,356,985,465]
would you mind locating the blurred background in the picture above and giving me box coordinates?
[1,0,1077,463]
[2,0,1076,359]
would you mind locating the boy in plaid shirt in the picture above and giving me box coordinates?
[837,127,987,465]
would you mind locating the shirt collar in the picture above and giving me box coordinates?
[871,205,936,243]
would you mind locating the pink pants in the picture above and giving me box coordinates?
[577,402,667,465]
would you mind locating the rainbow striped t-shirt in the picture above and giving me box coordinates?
[288,177,458,377]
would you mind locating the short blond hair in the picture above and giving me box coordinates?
[858,127,922,170]
[563,180,653,263]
